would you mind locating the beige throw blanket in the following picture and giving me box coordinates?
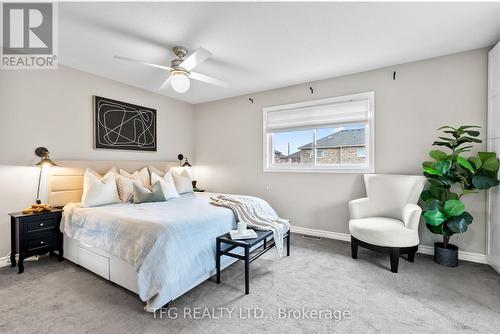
[210,194,290,256]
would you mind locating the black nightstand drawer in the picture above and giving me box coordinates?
[27,233,57,251]
[25,217,57,233]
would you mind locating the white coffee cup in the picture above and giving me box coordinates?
[237,222,247,234]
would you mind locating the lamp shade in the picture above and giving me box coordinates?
[35,156,57,167]
[34,147,57,167]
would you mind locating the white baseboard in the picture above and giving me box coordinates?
[417,245,488,264]
[291,226,351,242]
[0,256,8,268]
[291,226,488,264]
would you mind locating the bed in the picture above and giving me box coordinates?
[49,160,245,311]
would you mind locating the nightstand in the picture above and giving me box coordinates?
[9,209,63,274]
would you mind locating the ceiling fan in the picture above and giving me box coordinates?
[115,46,228,93]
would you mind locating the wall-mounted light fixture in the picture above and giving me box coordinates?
[177,153,192,167]
[34,147,57,204]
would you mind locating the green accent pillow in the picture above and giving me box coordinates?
[133,181,166,204]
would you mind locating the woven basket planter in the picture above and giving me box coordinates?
[434,242,458,267]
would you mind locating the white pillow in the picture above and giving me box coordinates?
[119,167,150,188]
[115,174,136,202]
[148,165,165,178]
[172,170,193,194]
[87,167,118,179]
[81,169,120,207]
[151,172,180,200]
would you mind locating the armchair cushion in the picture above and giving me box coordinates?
[349,217,419,248]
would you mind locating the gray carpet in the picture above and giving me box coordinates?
[1,234,499,334]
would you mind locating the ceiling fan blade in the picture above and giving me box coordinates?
[114,55,172,71]
[179,48,212,71]
[159,76,172,90]
[190,72,228,88]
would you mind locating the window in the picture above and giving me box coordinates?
[263,92,375,173]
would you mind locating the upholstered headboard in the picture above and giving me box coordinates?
[48,160,178,207]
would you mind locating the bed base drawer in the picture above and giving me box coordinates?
[78,246,110,280]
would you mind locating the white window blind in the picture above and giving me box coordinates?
[265,99,369,131]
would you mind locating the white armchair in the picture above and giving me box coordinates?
[349,174,427,273]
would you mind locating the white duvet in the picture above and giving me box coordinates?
[61,192,284,311]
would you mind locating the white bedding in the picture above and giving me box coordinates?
[61,192,239,310]
[61,193,286,311]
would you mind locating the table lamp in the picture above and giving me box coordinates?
[34,147,57,204]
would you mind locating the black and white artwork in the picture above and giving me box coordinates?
[94,96,157,151]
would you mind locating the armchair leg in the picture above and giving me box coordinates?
[351,236,358,259]
[408,249,416,262]
[390,248,400,273]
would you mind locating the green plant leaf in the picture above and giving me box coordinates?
[482,157,500,172]
[457,125,481,131]
[443,130,460,138]
[438,136,456,143]
[430,150,448,161]
[421,190,437,201]
[446,216,469,233]
[456,156,475,173]
[423,210,446,226]
[469,156,482,169]
[457,137,482,145]
[464,130,480,137]
[444,199,465,217]
[432,141,453,149]
[425,199,442,211]
[441,224,454,237]
[478,152,496,162]
[423,161,433,168]
[454,146,473,155]
[429,185,445,199]
[426,223,442,235]
[423,166,439,175]
[433,160,452,174]
[472,172,500,189]
[427,178,445,187]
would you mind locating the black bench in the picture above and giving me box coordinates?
[216,229,290,294]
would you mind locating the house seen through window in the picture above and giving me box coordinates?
[272,125,366,165]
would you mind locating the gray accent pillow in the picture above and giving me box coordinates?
[133,181,166,204]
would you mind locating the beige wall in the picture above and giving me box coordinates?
[194,48,489,254]
[0,65,194,258]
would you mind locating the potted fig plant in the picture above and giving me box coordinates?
[421,125,499,266]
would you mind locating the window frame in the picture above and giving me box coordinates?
[263,91,375,173]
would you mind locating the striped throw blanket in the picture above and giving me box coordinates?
[210,194,290,257]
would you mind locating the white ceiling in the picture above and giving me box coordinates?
[59,2,500,104]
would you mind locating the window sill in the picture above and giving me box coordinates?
[263,166,374,174]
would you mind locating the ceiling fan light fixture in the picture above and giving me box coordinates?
[170,71,190,93]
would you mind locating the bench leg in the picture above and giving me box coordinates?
[216,239,221,284]
[244,246,249,295]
